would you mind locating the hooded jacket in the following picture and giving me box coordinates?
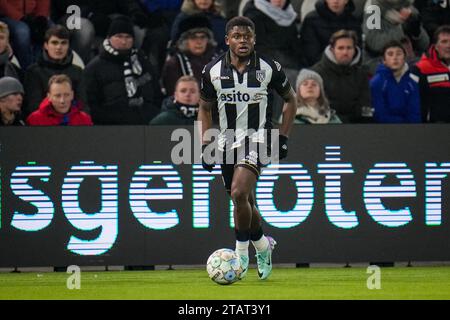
[311,45,370,122]
[299,0,362,67]
[23,49,86,116]
[370,63,421,123]
[26,97,92,126]
[410,45,450,123]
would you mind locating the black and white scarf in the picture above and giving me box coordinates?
[103,39,144,101]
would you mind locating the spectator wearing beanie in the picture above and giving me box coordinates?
[0,76,25,126]
[161,13,218,97]
[26,74,92,126]
[171,0,227,52]
[280,69,341,124]
[83,16,162,125]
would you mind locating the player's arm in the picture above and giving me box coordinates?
[278,87,297,138]
[197,98,216,145]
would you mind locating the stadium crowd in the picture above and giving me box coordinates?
[0,0,449,126]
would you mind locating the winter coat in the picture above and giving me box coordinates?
[161,46,217,96]
[370,63,421,123]
[311,45,371,123]
[26,97,92,126]
[23,50,86,116]
[421,0,450,38]
[410,45,450,123]
[243,0,301,70]
[0,0,50,20]
[0,48,22,80]
[83,43,162,125]
[150,99,198,125]
[299,0,362,67]
[362,0,429,75]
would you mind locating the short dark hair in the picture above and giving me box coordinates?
[225,16,255,35]
[382,40,407,57]
[329,29,357,48]
[433,25,450,44]
[44,24,70,42]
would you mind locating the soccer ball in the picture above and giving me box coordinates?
[206,248,243,285]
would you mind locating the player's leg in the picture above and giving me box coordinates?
[230,165,258,279]
[249,190,277,280]
[221,163,250,279]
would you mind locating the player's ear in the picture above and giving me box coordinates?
[225,34,229,46]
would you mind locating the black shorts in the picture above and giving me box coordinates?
[220,142,271,193]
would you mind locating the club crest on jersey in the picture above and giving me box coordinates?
[256,70,266,82]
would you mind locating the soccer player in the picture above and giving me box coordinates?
[197,16,297,280]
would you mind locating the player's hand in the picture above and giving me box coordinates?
[201,144,215,172]
[279,135,288,160]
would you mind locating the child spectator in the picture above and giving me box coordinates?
[370,40,421,123]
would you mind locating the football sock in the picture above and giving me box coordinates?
[252,234,270,252]
[235,240,249,257]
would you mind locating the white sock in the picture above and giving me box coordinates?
[235,240,249,257]
[252,235,269,252]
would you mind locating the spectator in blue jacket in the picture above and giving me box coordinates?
[370,40,421,123]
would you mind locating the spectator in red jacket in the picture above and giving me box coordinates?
[26,74,93,126]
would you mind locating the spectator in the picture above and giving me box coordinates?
[138,0,183,79]
[23,25,87,117]
[171,0,227,52]
[287,68,341,123]
[151,75,200,125]
[410,25,450,123]
[161,14,218,97]
[243,0,301,84]
[370,40,421,123]
[362,0,430,75]
[26,74,92,126]
[0,76,25,125]
[51,0,96,64]
[0,0,51,69]
[83,16,162,125]
[311,29,371,123]
[421,0,450,39]
[299,0,362,67]
[0,21,21,80]
[243,0,302,121]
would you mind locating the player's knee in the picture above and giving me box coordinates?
[231,188,249,206]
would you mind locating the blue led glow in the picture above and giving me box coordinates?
[363,163,415,227]
[63,161,118,255]
[10,165,54,231]
[318,147,358,229]
[425,163,450,226]
[129,165,182,230]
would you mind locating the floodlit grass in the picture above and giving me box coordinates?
[0,266,449,300]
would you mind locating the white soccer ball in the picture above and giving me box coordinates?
[206,248,243,285]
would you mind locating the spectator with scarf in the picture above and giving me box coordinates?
[83,16,162,124]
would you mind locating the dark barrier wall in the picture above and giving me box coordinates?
[0,125,449,267]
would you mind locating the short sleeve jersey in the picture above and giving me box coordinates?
[200,50,291,150]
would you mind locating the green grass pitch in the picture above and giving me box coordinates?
[1,266,450,300]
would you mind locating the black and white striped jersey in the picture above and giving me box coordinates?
[200,51,292,150]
